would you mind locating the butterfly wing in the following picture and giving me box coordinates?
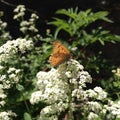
[49,53,70,67]
[49,41,70,67]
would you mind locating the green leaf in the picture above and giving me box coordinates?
[16,84,24,91]
[24,112,32,120]
[50,8,112,38]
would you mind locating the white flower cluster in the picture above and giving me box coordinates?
[0,67,21,89]
[0,66,7,107]
[85,87,120,119]
[0,75,10,89]
[30,59,120,119]
[0,66,21,109]
[30,68,70,105]
[88,112,99,120]
[112,67,120,77]
[13,5,26,20]
[7,67,21,84]
[40,102,69,118]
[20,13,39,34]
[13,5,39,34]
[0,19,7,30]
[104,100,120,118]
[0,89,6,107]
[30,59,92,119]
[85,86,107,100]
[0,111,17,120]
[0,11,12,41]
[0,38,33,63]
[87,101,102,113]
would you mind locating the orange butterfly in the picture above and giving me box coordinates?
[49,41,71,67]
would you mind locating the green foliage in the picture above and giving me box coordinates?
[24,112,32,120]
[50,8,111,36]
[101,68,120,100]
[50,8,120,46]
[0,5,120,120]
[49,7,120,77]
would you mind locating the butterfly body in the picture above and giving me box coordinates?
[49,41,70,67]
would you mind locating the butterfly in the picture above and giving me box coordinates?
[49,41,71,67]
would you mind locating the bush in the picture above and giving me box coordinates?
[0,5,120,120]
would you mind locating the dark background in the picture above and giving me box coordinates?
[0,0,120,63]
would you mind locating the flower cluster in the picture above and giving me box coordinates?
[7,67,21,85]
[13,5,39,34]
[84,86,120,119]
[20,13,39,34]
[30,68,70,105]
[0,89,6,107]
[88,112,99,120]
[112,67,120,77]
[112,67,120,90]
[0,17,7,30]
[30,59,92,119]
[0,38,33,63]
[0,111,17,120]
[0,66,21,109]
[13,5,26,20]
[30,59,120,120]
[0,11,12,42]
[0,67,20,119]
[85,86,107,100]
[104,100,120,119]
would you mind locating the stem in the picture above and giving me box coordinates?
[22,94,31,114]
[68,108,74,120]
[24,99,31,114]
[67,81,74,120]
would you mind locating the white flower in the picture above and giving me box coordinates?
[14,5,26,13]
[85,89,97,98]
[7,67,21,83]
[7,68,16,73]
[30,91,43,104]
[87,101,102,113]
[79,71,92,84]
[20,27,27,33]
[0,38,33,63]
[94,87,107,100]
[112,67,120,77]
[30,59,92,118]
[15,69,21,74]
[16,38,33,53]
[1,22,7,28]
[65,71,72,78]
[0,111,17,120]
[104,100,120,118]
[13,12,25,20]
[29,26,38,32]
[0,75,6,82]
[40,102,69,118]
[0,89,6,99]
[72,88,85,100]
[88,112,99,120]
[0,101,6,107]
[71,47,77,51]
[20,21,29,27]
[31,13,39,19]
[0,112,10,120]
[0,84,3,89]
[100,108,107,114]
